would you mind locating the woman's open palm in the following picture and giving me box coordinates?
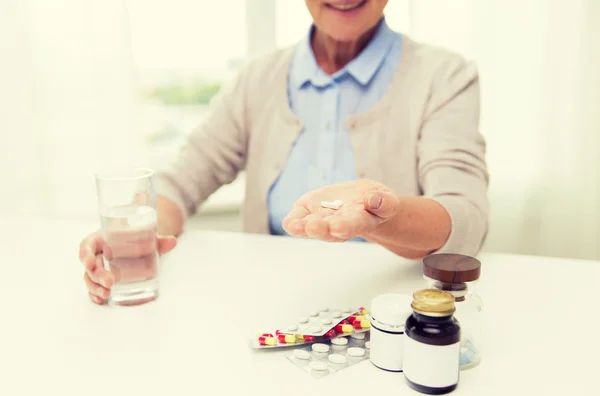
[282,179,400,242]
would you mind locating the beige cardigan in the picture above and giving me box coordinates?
[154,36,490,256]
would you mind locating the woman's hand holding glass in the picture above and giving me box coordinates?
[78,231,177,304]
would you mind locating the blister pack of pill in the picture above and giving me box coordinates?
[285,333,371,379]
[251,306,371,349]
[280,308,371,337]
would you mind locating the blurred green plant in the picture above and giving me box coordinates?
[147,82,221,105]
[146,123,182,145]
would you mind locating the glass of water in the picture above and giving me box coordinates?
[95,168,159,306]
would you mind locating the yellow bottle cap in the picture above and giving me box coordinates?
[411,289,456,317]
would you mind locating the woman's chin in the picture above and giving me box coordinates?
[321,26,367,43]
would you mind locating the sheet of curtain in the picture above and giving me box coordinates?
[0,0,142,220]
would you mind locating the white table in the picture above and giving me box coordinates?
[1,217,599,396]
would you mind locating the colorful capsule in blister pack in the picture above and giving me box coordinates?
[251,306,371,349]
[285,333,372,379]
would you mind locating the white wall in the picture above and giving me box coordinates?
[0,0,142,220]
[409,0,599,260]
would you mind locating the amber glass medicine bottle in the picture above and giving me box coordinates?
[403,289,460,395]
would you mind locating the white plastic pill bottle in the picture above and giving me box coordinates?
[368,293,413,372]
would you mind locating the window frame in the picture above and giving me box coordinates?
[246,0,277,58]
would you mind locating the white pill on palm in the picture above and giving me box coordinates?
[320,200,344,210]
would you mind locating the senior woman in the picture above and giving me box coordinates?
[79,0,489,304]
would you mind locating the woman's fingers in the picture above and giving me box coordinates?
[79,232,103,262]
[81,254,97,272]
[303,214,328,239]
[303,215,343,242]
[83,272,110,301]
[327,217,354,240]
[86,255,114,289]
[283,208,309,236]
[284,204,377,241]
[79,233,113,288]
[282,207,310,232]
[157,235,177,255]
[79,230,177,305]
[102,233,176,259]
[103,232,156,258]
[89,292,104,305]
[328,209,379,239]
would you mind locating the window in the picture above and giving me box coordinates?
[124,0,412,213]
[125,0,247,170]
[126,0,411,171]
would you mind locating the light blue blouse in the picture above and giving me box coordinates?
[267,18,403,236]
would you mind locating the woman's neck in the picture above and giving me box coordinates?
[311,24,379,75]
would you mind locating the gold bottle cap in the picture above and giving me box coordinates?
[411,289,456,317]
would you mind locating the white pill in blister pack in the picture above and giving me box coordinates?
[310,361,328,371]
[312,343,330,353]
[252,306,371,349]
[328,354,347,365]
[331,337,348,346]
[279,307,363,337]
[293,349,311,360]
[347,347,366,357]
[350,332,366,340]
[348,331,367,348]
[286,333,370,379]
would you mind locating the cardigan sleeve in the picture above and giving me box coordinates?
[417,55,490,256]
[153,64,251,219]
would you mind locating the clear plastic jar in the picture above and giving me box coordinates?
[422,254,483,370]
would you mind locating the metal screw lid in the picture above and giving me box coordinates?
[411,289,456,317]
